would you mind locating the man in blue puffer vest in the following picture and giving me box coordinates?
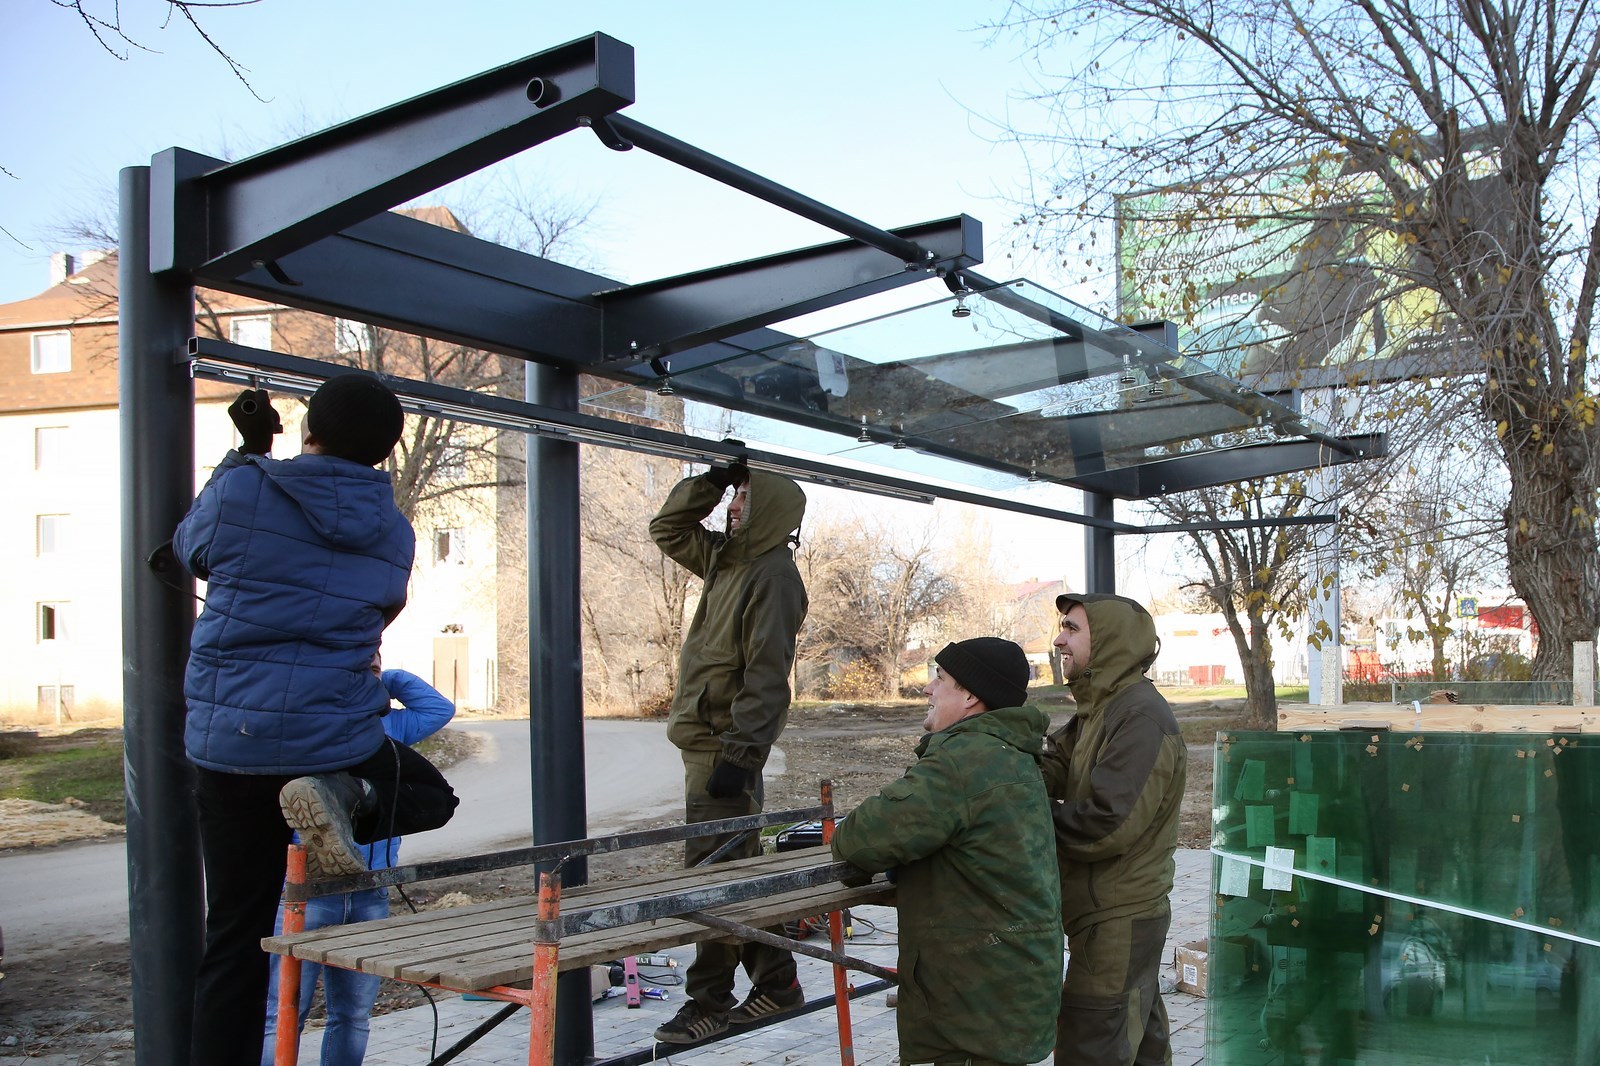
[173,374,459,1066]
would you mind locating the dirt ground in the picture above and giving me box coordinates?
[0,698,1236,1061]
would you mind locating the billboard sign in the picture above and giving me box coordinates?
[1116,158,1481,390]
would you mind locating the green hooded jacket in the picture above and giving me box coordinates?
[649,469,808,771]
[1042,593,1187,937]
[831,705,1063,1065]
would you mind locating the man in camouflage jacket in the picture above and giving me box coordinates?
[1045,593,1187,1065]
[833,637,1062,1066]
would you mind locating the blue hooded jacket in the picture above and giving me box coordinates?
[174,450,415,774]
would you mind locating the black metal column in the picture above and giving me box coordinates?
[119,164,205,1065]
[1084,491,1117,594]
[525,362,593,1063]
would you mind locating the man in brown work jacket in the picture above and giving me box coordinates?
[1044,592,1187,1065]
[647,460,809,1045]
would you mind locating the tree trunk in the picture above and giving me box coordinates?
[1218,598,1278,729]
[1242,614,1278,729]
[1498,398,1600,682]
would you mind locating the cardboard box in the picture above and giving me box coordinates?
[1174,939,1209,996]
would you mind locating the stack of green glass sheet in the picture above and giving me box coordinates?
[1209,730,1600,1064]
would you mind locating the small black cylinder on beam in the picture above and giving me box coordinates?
[525,77,561,107]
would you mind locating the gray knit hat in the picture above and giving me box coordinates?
[934,637,1030,710]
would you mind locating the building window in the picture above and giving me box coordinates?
[230,315,274,350]
[38,602,68,642]
[334,318,373,355]
[30,331,71,374]
[435,444,468,483]
[37,514,67,556]
[433,528,463,565]
[35,426,67,470]
[37,685,75,719]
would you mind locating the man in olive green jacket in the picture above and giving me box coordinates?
[648,462,810,1045]
[833,637,1062,1066]
[1045,593,1186,1065]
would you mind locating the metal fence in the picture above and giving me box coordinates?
[1389,679,1574,705]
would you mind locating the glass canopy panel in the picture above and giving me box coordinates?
[586,278,1329,490]
[1209,731,1600,1064]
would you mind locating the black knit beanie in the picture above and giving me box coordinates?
[934,637,1030,710]
[307,373,404,466]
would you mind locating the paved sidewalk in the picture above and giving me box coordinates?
[290,848,1213,1065]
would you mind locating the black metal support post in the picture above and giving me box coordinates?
[1084,492,1117,595]
[525,361,592,1064]
[119,164,205,1065]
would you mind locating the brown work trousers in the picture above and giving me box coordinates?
[680,748,799,1012]
[1057,905,1173,1066]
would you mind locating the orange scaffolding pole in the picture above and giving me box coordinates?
[819,779,856,1066]
[273,844,308,1066]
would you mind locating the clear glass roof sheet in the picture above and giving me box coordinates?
[583,277,1327,491]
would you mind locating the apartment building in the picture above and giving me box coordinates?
[0,227,508,724]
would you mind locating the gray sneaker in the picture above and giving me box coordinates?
[279,773,366,879]
[652,1001,729,1045]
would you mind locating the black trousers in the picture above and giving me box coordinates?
[189,739,457,1066]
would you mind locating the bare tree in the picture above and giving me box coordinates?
[1349,440,1507,679]
[799,518,959,698]
[1000,0,1600,682]
[47,0,266,97]
[575,448,697,713]
[1147,475,1322,726]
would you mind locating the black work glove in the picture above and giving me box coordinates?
[228,389,283,455]
[839,864,874,888]
[702,460,749,491]
[704,759,754,800]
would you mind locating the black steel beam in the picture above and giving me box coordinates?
[596,216,982,363]
[119,165,206,1066]
[1074,433,1388,499]
[152,33,635,278]
[189,208,609,365]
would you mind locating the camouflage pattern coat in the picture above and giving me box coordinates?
[832,705,1062,1065]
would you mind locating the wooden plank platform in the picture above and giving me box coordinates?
[1277,702,1600,734]
[263,847,893,992]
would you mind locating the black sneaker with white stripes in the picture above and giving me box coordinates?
[653,1001,729,1045]
[727,980,805,1026]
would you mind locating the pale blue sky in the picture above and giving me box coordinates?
[3,0,1119,589]
[2,0,1066,302]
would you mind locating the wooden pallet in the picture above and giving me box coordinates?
[1277,701,1600,733]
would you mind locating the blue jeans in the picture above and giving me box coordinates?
[262,888,389,1066]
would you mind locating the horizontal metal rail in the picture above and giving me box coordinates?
[601,115,927,266]
[288,805,826,900]
[549,862,862,938]
[186,337,1151,530]
[684,909,899,982]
